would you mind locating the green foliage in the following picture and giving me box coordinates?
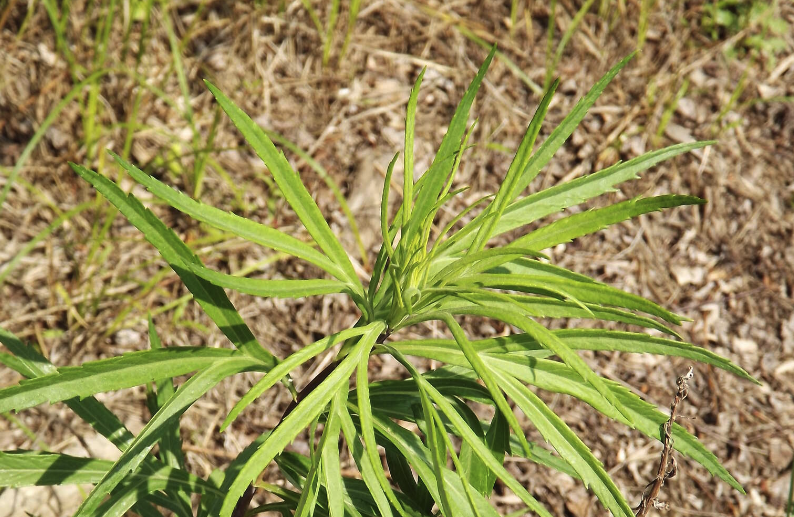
[701,0,790,67]
[0,48,755,517]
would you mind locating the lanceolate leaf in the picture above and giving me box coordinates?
[454,273,684,324]
[69,163,281,370]
[392,329,754,382]
[109,152,345,281]
[204,81,363,294]
[494,141,713,238]
[183,261,351,299]
[493,371,635,517]
[512,53,636,196]
[0,348,246,414]
[0,328,136,451]
[218,323,385,517]
[511,195,706,251]
[401,46,496,256]
[0,451,222,495]
[469,78,559,253]
[385,346,554,517]
[220,322,383,432]
[73,357,263,517]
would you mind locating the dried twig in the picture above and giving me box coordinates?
[634,366,694,516]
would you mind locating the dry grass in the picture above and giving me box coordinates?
[1,0,792,516]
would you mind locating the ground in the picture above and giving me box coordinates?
[0,0,792,516]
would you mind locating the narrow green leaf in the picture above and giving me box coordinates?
[109,151,344,280]
[403,68,426,230]
[0,451,222,495]
[414,291,680,337]
[410,305,634,425]
[338,400,395,517]
[356,335,412,517]
[218,323,385,517]
[381,152,400,260]
[428,247,546,287]
[350,405,503,517]
[69,162,281,370]
[264,128,370,268]
[383,346,554,517]
[322,390,347,517]
[73,357,261,517]
[493,141,713,238]
[440,314,533,456]
[0,328,136,451]
[183,261,350,298]
[469,79,558,252]
[455,273,684,324]
[511,195,706,251]
[0,348,244,414]
[204,81,362,293]
[402,46,496,255]
[461,408,508,496]
[147,318,191,516]
[220,322,382,432]
[554,329,758,383]
[493,370,634,517]
[513,53,636,195]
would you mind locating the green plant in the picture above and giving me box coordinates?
[0,48,755,517]
[701,0,790,68]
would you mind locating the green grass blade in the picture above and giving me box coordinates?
[494,370,634,517]
[0,202,92,285]
[218,323,385,517]
[220,322,382,432]
[0,348,244,414]
[321,0,340,66]
[0,68,112,210]
[511,195,706,251]
[204,81,362,293]
[72,357,261,517]
[338,0,361,64]
[109,151,343,280]
[454,24,543,96]
[70,162,281,370]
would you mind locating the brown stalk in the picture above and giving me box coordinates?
[634,366,694,516]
